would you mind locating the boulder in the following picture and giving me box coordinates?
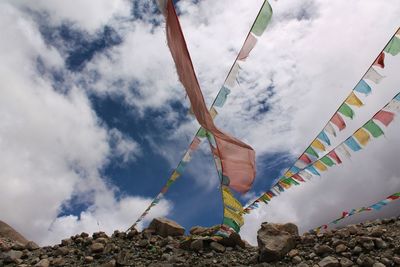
[0,220,33,246]
[318,256,340,267]
[148,218,185,237]
[257,222,298,262]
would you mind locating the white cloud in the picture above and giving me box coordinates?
[0,2,167,246]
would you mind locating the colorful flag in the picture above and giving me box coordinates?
[344,136,362,152]
[338,103,354,119]
[373,110,395,126]
[311,139,326,151]
[299,170,313,180]
[324,122,337,137]
[384,36,400,56]
[299,154,312,164]
[336,144,352,159]
[320,156,335,167]
[225,63,240,88]
[294,159,308,169]
[331,113,346,131]
[306,166,320,176]
[306,146,319,158]
[293,174,305,182]
[314,161,328,172]
[354,80,371,95]
[214,86,231,107]
[251,1,273,36]
[210,107,218,119]
[317,131,331,146]
[364,67,385,84]
[328,150,342,164]
[385,99,400,113]
[238,33,258,61]
[373,52,385,68]
[354,128,371,146]
[363,120,384,138]
[345,92,363,107]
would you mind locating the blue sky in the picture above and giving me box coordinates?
[1,0,400,245]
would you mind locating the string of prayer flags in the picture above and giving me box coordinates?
[312,192,400,233]
[243,92,400,214]
[129,0,273,231]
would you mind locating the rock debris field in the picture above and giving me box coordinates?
[1,216,400,266]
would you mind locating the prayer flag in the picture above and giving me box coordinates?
[354,128,371,146]
[314,161,328,172]
[336,144,352,159]
[311,139,325,151]
[293,174,305,182]
[328,150,342,164]
[373,52,385,68]
[384,36,400,56]
[214,86,231,107]
[238,33,258,61]
[318,131,331,146]
[354,80,371,95]
[363,120,384,138]
[344,136,362,152]
[306,166,320,176]
[306,146,319,158]
[294,159,308,169]
[300,154,312,164]
[251,1,273,36]
[331,113,346,131]
[345,92,363,107]
[299,170,313,180]
[364,67,385,84]
[338,103,354,119]
[324,122,337,137]
[320,156,335,167]
[189,137,202,150]
[373,110,395,126]
[210,107,218,119]
[225,63,240,88]
[385,99,400,113]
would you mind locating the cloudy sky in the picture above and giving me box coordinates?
[1,0,399,246]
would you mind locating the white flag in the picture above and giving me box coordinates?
[364,67,385,84]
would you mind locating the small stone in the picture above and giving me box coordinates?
[340,257,353,267]
[138,239,149,248]
[370,228,384,237]
[210,242,225,253]
[357,256,374,267]
[100,259,116,267]
[61,239,73,246]
[393,257,400,265]
[372,263,386,267]
[335,244,347,253]
[353,246,363,254]
[52,257,66,266]
[374,238,387,249]
[292,256,302,264]
[54,246,69,256]
[127,229,138,239]
[35,259,50,267]
[84,256,94,263]
[297,263,309,267]
[362,240,375,250]
[318,256,340,267]
[315,245,334,255]
[3,250,23,263]
[190,239,203,252]
[25,241,39,250]
[288,249,299,257]
[90,242,105,253]
[379,257,391,266]
[80,232,89,238]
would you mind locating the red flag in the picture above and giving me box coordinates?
[292,174,305,182]
[238,34,258,61]
[373,110,395,126]
[330,113,346,131]
[328,150,342,164]
[373,52,385,68]
[165,0,256,193]
[299,154,312,164]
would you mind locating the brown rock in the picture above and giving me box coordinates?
[318,256,340,267]
[257,222,297,262]
[35,258,50,267]
[190,239,203,251]
[148,217,185,237]
[25,241,39,250]
[0,221,32,246]
[210,241,225,253]
[90,242,105,253]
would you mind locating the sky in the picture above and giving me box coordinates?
[0,0,399,246]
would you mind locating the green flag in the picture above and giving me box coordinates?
[338,103,354,119]
[251,1,273,36]
[321,156,335,167]
[363,120,384,138]
[306,146,319,158]
[197,127,207,138]
[384,36,400,56]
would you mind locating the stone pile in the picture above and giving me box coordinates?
[0,216,399,266]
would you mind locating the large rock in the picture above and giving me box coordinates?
[0,220,32,246]
[257,222,298,262]
[148,218,185,237]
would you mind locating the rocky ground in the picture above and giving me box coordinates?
[1,216,400,266]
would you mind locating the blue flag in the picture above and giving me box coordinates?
[354,80,371,95]
[344,136,362,152]
[318,131,331,146]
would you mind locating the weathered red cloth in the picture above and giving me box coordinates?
[164,0,256,193]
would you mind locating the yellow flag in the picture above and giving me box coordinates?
[224,207,244,226]
[354,128,370,146]
[170,171,180,181]
[311,139,326,151]
[210,107,218,119]
[314,161,328,172]
[284,171,294,177]
[222,186,243,212]
[345,92,363,107]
